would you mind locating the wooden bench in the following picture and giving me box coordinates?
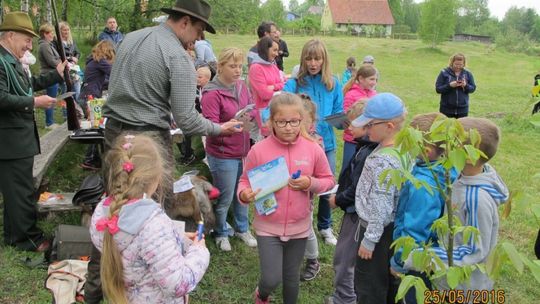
[33,121,71,190]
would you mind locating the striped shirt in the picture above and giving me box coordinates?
[102,23,221,136]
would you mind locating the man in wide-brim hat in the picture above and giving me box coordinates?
[86,1,242,302]
[0,12,66,252]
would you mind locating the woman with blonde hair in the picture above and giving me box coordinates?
[38,23,61,127]
[89,134,209,304]
[58,21,82,102]
[201,47,257,251]
[283,38,343,279]
[435,52,476,118]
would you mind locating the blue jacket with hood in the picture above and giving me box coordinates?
[283,74,343,152]
[435,67,476,117]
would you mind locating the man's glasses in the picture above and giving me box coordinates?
[274,119,302,128]
[365,121,388,128]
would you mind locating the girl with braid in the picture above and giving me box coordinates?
[89,134,209,304]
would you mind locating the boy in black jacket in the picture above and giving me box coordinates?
[326,100,378,304]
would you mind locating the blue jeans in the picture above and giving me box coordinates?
[317,149,336,231]
[45,84,58,126]
[340,141,357,176]
[207,155,249,237]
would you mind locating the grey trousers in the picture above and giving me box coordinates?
[332,212,361,304]
[257,235,307,304]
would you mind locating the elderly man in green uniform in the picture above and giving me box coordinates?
[0,12,66,252]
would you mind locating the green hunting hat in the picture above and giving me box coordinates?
[0,12,38,38]
[161,0,216,34]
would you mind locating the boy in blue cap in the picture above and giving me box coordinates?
[351,93,406,304]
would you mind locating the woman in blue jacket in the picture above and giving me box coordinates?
[284,39,343,268]
[435,53,476,118]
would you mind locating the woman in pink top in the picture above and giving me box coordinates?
[238,93,334,304]
[341,65,377,173]
[248,36,285,137]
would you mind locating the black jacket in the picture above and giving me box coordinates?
[335,138,378,213]
[275,39,289,71]
[435,67,476,117]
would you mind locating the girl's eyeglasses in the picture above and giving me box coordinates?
[274,119,302,128]
[365,121,388,128]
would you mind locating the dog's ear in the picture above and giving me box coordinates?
[169,190,197,219]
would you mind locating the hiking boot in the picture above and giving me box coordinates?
[255,287,270,304]
[215,236,231,252]
[235,231,257,247]
[301,258,320,281]
[319,228,337,245]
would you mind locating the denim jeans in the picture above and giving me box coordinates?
[317,149,336,231]
[45,83,58,126]
[207,155,249,237]
[340,141,357,176]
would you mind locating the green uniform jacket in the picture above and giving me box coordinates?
[0,46,63,160]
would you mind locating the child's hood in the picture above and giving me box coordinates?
[456,164,509,206]
[100,198,161,235]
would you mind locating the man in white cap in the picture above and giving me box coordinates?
[0,11,66,252]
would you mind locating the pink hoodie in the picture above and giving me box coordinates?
[248,61,285,137]
[237,134,335,237]
[343,83,376,143]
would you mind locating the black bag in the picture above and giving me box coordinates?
[73,174,104,207]
[47,225,94,262]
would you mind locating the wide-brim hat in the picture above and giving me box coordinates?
[0,12,38,38]
[161,0,216,34]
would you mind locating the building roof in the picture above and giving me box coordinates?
[308,5,324,15]
[327,0,395,25]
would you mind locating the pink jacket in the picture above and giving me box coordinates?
[201,79,252,159]
[248,61,284,109]
[90,198,209,304]
[343,83,376,143]
[237,135,335,237]
[248,61,285,137]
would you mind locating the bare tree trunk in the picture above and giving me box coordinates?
[61,0,67,21]
[21,0,29,12]
[92,0,100,40]
[45,0,52,24]
[0,0,3,24]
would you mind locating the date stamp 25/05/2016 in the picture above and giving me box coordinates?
[424,289,506,304]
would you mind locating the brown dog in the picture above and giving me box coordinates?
[165,175,218,233]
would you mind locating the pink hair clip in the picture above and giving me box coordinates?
[122,142,133,150]
[96,215,120,235]
[123,161,134,173]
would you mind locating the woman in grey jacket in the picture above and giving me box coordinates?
[38,23,61,127]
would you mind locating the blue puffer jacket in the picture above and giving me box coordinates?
[435,67,476,117]
[283,74,343,152]
[391,161,457,273]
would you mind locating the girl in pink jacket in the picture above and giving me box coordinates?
[90,135,209,304]
[248,36,286,137]
[238,93,335,304]
[341,65,377,173]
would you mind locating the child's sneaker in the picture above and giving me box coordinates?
[319,228,337,245]
[301,258,320,281]
[235,231,257,247]
[254,287,270,304]
[215,237,231,252]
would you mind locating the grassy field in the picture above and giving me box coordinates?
[1,34,540,303]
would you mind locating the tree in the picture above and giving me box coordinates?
[288,0,299,13]
[260,0,286,28]
[402,0,421,32]
[388,0,403,25]
[418,0,457,48]
[389,117,540,302]
[455,0,490,34]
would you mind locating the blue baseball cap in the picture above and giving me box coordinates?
[351,93,405,127]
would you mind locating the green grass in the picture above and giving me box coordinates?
[1,34,540,303]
